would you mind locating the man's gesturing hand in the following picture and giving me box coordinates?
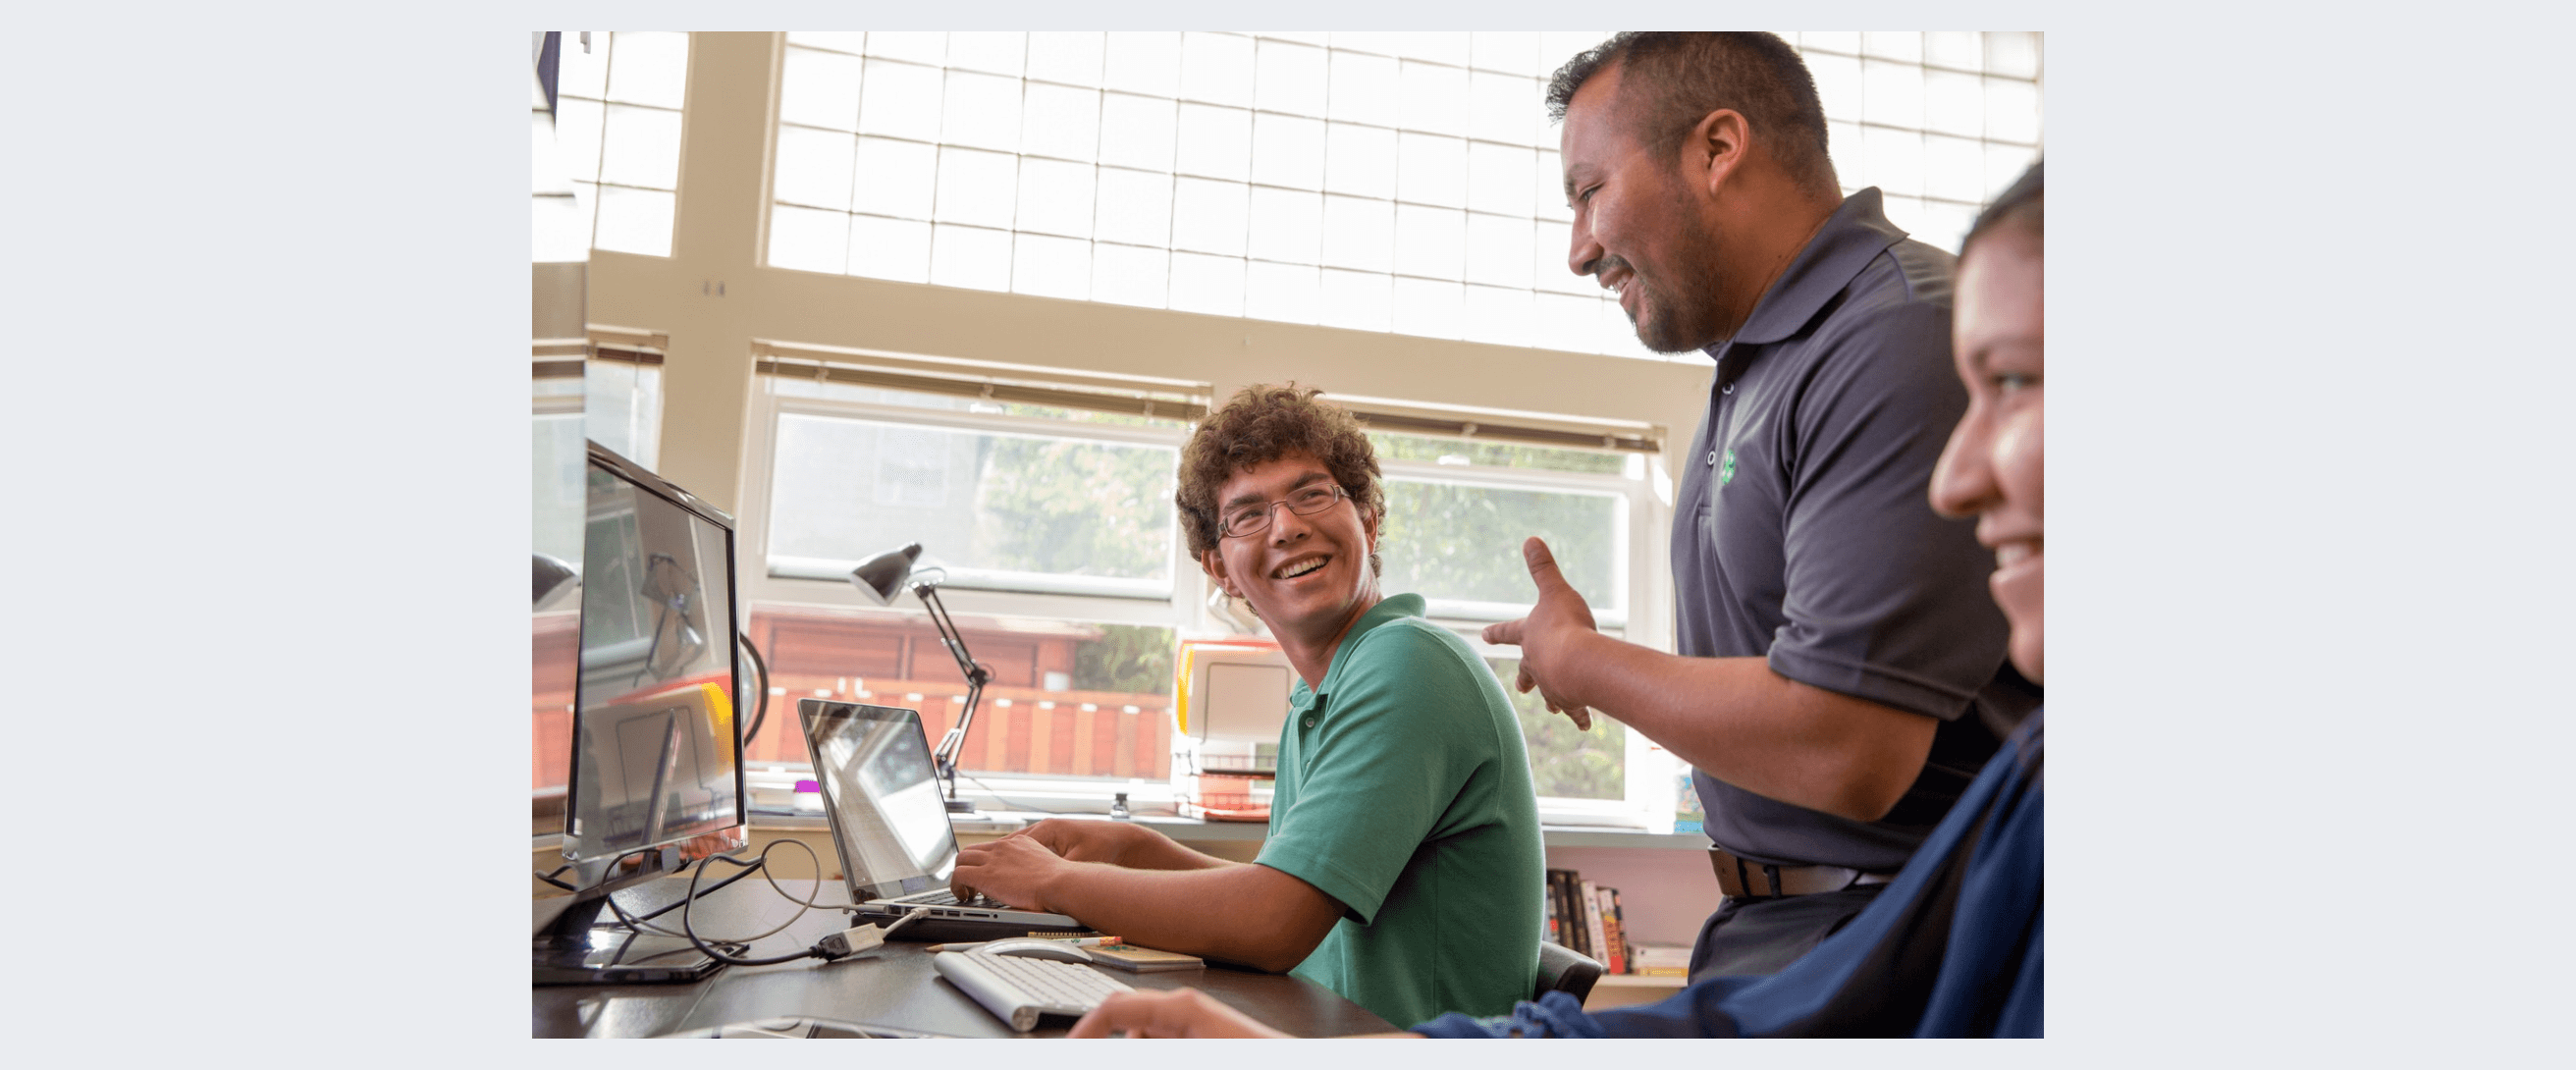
[1479,536,1600,730]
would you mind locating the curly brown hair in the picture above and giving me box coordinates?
[1175,384,1386,574]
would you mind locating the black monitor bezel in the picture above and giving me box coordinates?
[561,441,750,870]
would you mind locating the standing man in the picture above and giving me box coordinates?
[1484,32,2040,980]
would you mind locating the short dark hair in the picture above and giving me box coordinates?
[1963,159,2043,254]
[1545,32,1837,194]
[1174,384,1386,573]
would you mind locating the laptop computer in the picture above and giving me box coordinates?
[795,699,1095,942]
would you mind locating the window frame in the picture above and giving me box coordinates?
[736,377,1198,628]
[734,361,1681,830]
[1373,453,1638,630]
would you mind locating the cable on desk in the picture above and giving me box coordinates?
[676,841,906,968]
[615,839,804,925]
[617,839,832,948]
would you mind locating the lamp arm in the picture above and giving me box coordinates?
[914,581,991,688]
[914,582,993,810]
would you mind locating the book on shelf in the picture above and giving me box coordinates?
[1580,878,1609,973]
[1544,869,1588,960]
[1544,867,1644,973]
[1597,885,1628,975]
[1631,943,1690,978]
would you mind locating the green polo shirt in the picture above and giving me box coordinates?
[1254,594,1546,1027]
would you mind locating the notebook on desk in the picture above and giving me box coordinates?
[796,699,1094,942]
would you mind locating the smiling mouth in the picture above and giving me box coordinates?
[1272,557,1328,580]
[1994,542,2041,569]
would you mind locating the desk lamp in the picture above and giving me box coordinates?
[850,542,990,813]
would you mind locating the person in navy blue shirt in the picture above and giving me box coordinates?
[1068,161,2047,1040]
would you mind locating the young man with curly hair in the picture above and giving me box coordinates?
[951,384,1545,1027]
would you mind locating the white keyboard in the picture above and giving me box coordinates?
[932,951,1134,1033]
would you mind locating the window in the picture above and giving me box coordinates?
[732,355,1205,802]
[729,350,1678,826]
[765,31,2041,359]
[741,611,1180,785]
[585,348,663,470]
[1796,30,2045,252]
[1364,430,1666,818]
[759,378,1190,600]
[1376,452,1633,627]
[1491,656,1628,801]
[767,31,1671,360]
[554,31,693,257]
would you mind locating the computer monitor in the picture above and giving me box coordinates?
[535,442,750,985]
[1173,639,1293,774]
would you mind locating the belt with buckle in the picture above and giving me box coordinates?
[1710,846,1895,899]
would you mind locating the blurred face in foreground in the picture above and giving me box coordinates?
[1930,224,2044,683]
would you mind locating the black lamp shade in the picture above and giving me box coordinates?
[848,543,924,605]
[533,552,577,606]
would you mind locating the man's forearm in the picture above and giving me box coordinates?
[1041,861,1339,974]
[1109,824,1239,872]
[1548,630,1936,822]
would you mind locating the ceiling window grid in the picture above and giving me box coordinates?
[766,31,2040,362]
[553,31,693,257]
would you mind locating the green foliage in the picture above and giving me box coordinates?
[1489,657,1625,799]
[1378,480,1619,606]
[1365,434,1624,609]
[971,436,1176,579]
[1073,624,1178,696]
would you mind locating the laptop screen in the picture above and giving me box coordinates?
[799,701,961,901]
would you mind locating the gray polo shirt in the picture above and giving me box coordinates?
[1677,188,2039,874]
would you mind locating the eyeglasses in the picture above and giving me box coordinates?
[1219,483,1350,539]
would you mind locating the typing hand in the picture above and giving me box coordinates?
[1067,989,1286,1039]
[1014,818,1137,868]
[950,833,1070,913]
[1480,536,1599,731]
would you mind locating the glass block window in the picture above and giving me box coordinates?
[1794,30,2044,253]
[553,31,693,257]
[768,31,2040,360]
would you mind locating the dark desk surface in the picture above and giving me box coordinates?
[532,877,1396,1038]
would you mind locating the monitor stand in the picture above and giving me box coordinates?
[532,853,734,986]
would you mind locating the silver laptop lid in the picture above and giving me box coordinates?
[796,700,962,903]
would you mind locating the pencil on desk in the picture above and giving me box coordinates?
[925,936,1123,953]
